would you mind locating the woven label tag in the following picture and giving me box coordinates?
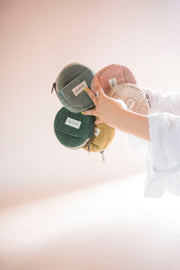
[126,98,136,110]
[65,117,81,129]
[72,81,88,96]
[108,78,117,88]
[94,127,101,137]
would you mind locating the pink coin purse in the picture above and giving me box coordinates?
[91,64,136,94]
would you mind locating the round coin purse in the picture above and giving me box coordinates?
[91,64,136,94]
[107,83,151,115]
[82,119,116,161]
[51,63,95,113]
[54,107,95,149]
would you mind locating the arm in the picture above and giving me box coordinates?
[117,109,150,141]
[83,77,150,141]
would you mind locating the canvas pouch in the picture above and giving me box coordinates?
[83,120,115,152]
[54,107,95,149]
[108,83,151,115]
[91,64,136,94]
[51,63,95,113]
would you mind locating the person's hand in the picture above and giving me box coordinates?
[83,76,150,141]
[83,76,127,128]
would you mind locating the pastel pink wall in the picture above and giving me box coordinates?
[1,0,180,207]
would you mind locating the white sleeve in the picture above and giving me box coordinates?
[143,87,180,115]
[128,89,180,197]
[145,113,180,197]
[128,88,180,154]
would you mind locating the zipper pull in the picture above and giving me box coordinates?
[51,82,56,94]
[146,94,151,108]
[86,140,90,154]
[100,150,105,163]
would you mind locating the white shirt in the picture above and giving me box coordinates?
[130,88,180,197]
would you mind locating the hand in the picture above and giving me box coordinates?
[83,76,150,141]
[83,76,127,128]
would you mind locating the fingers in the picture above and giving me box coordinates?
[91,76,105,96]
[84,76,105,105]
[82,109,98,116]
[84,87,98,106]
[95,118,104,125]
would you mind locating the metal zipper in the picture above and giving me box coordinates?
[51,82,56,93]
[70,138,91,150]
[100,150,105,163]
[145,94,151,108]
[86,139,91,153]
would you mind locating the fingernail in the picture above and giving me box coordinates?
[84,87,87,91]
[81,112,84,114]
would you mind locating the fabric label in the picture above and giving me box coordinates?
[94,127,101,137]
[65,117,81,129]
[72,81,88,96]
[108,78,117,88]
[127,98,136,110]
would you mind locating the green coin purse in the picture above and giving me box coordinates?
[54,107,95,149]
[51,63,95,113]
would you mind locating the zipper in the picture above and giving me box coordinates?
[68,137,106,163]
[70,138,91,150]
[86,138,106,163]
[139,87,151,109]
[145,94,151,108]
[85,140,105,163]
[100,150,105,163]
[86,139,91,153]
[60,138,91,150]
[51,82,56,93]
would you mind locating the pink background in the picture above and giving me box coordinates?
[1,0,180,208]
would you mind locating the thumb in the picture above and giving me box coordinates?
[95,118,104,125]
[82,109,98,116]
